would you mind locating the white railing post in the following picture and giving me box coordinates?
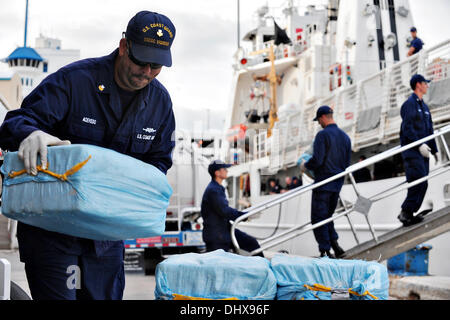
[0,259,11,300]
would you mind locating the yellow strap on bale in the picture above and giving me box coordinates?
[8,155,92,182]
[303,283,379,300]
[348,288,379,300]
[172,293,239,300]
[303,283,332,293]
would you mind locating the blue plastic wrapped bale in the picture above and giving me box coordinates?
[154,250,277,300]
[0,144,172,241]
[271,254,389,300]
[296,153,315,179]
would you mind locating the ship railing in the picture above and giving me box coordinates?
[242,39,450,168]
[230,124,450,256]
[353,38,450,150]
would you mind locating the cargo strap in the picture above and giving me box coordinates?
[172,293,239,300]
[303,283,378,300]
[8,155,92,181]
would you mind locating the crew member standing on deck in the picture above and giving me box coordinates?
[0,11,176,300]
[398,74,438,226]
[407,27,424,57]
[201,160,263,257]
[299,106,351,258]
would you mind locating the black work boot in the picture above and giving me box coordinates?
[397,210,413,226]
[331,240,345,258]
[398,210,423,227]
[320,250,336,259]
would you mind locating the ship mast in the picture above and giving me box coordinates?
[267,44,278,137]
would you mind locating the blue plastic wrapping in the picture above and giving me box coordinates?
[271,254,389,300]
[0,144,172,240]
[154,250,277,300]
[296,153,315,179]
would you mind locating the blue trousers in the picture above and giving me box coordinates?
[401,157,429,214]
[311,190,340,252]
[205,229,263,257]
[17,222,125,300]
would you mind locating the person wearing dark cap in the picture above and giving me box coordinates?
[407,27,424,57]
[0,11,176,300]
[299,106,351,258]
[201,160,263,256]
[398,74,438,227]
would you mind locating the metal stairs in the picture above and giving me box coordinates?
[341,206,450,261]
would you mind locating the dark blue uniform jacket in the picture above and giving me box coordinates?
[305,124,351,192]
[201,180,245,245]
[400,93,437,159]
[411,38,423,54]
[0,49,176,255]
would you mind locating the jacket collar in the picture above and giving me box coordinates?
[412,92,423,103]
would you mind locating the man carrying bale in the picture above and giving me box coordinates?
[0,11,176,300]
[300,106,351,259]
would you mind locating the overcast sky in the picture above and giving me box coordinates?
[1,0,449,130]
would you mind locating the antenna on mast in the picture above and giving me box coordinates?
[24,0,29,47]
[237,0,240,49]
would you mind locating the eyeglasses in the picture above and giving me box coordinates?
[126,41,163,70]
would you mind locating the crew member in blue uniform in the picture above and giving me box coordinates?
[201,160,263,257]
[0,11,176,300]
[407,27,423,56]
[398,74,438,226]
[300,106,351,258]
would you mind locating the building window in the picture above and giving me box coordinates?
[19,59,24,66]
[26,59,31,67]
[43,62,48,73]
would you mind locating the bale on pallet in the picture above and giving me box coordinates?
[1,144,172,240]
[271,254,389,300]
[154,250,277,300]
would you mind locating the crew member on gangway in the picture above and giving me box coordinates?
[300,106,351,258]
[398,74,438,226]
[201,160,263,256]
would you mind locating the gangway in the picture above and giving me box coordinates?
[341,205,450,261]
[231,124,450,259]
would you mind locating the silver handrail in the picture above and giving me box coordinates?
[231,124,450,255]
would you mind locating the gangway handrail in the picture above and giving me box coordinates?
[231,124,450,255]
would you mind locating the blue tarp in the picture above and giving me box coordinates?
[154,250,277,300]
[271,254,389,300]
[1,144,172,240]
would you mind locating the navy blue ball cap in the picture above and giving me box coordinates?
[313,105,333,121]
[410,26,417,32]
[126,11,176,67]
[410,74,431,89]
[208,160,232,177]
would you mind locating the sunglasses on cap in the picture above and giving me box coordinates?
[126,41,163,70]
